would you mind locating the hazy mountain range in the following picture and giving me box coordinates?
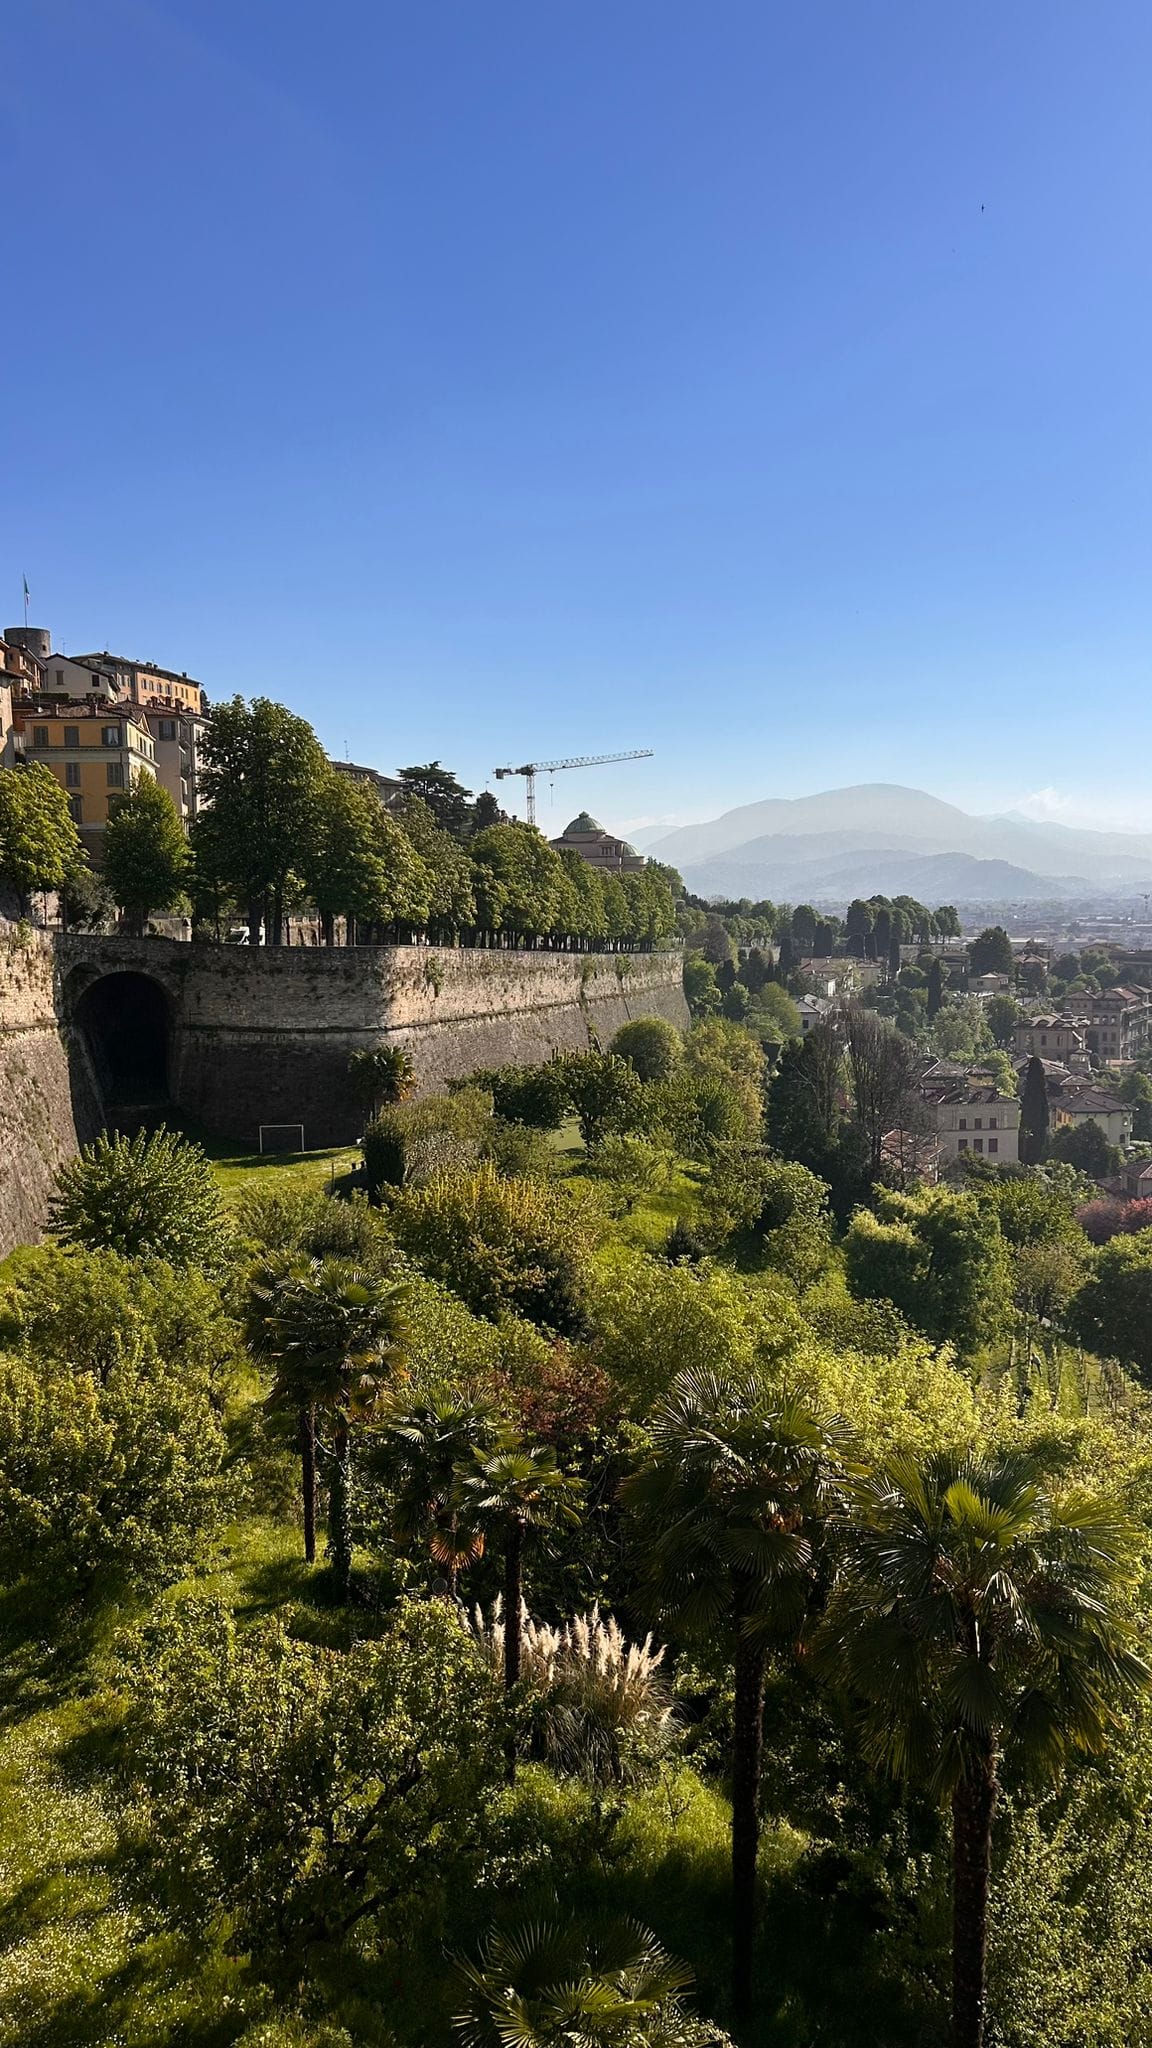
[635,786,1152,905]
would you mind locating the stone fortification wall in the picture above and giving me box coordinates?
[0,929,94,1258]
[56,938,689,1149]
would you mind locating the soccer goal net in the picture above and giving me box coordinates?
[258,1124,306,1155]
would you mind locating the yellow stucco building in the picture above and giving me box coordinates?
[17,704,157,858]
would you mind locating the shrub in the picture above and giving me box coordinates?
[459,1062,569,1130]
[466,1603,678,1786]
[0,1340,229,1593]
[556,1050,643,1147]
[123,1596,504,1961]
[49,1126,229,1269]
[844,1187,1012,1353]
[363,1110,409,1195]
[610,1017,683,1084]
[233,1186,393,1269]
[388,1162,598,1336]
[0,1242,237,1391]
[665,1217,707,1265]
[481,1119,560,1180]
[584,1134,674,1214]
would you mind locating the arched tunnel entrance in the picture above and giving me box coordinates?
[72,972,172,1116]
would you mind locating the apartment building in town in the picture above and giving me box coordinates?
[1081,988,1152,1063]
[4,630,209,839]
[18,702,159,858]
[28,646,208,826]
[921,1083,1022,1165]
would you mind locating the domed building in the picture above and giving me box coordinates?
[550,811,647,873]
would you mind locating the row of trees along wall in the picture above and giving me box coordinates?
[0,701,680,950]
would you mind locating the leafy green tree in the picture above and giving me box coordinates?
[817,1449,1147,2048]
[194,695,328,943]
[455,1919,716,2048]
[49,1127,228,1270]
[844,1187,1012,1353]
[968,927,1014,978]
[0,761,85,911]
[932,997,993,1063]
[721,981,750,1022]
[0,1337,227,1595]
[102,774,188,935]
[245,1256,409,1590]
[388,1162,597,1336]
[1068,1228,1152,1381]
[396,793,477,933]
[557,1049,643,1146]
[1019,1055,1050,1165]
[303,770,398,943]
[372,1387,501,1594]
[462,1060,569,1130]
[1049,1119,1121,1181]
[0,1241,237,1391]
[624,1367,844,2018]
[683,954,721,1017]
[470,822,564,941]
[126,1596,505,1960]
[59,862,115,932]
[986,993,1023,1048]
[610,1015,683,1083]
[934,905,961,939]
[750,981,801,1040]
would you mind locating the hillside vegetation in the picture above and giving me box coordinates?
[2,1015,1152,2048]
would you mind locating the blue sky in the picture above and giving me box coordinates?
[4,1,1151,841]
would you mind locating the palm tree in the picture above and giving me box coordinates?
[349,1045,416,1122]
[458,1439,583,1776]
[621,1366,846,2021]
[373,1387,501,1595]
[816,1448,1148,2048]
[455,1917,696,2048]
[245,1255,409,1593]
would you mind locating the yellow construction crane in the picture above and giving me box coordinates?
[493,749,653,828]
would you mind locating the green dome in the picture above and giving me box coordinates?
[564,811,604,835]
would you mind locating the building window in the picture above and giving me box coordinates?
[65,762,82,788]
[106,762,125,788]
[68,795,83,824]
[974,1118,982,1130]
[54,669,64,688]
[101,725,120,747]
[988,1139,998,1155]
[989,1117,997,1130]
[973,1138,984,1152]
[958,1118,967,1131]
[958,1138,968,1150]
[64,725,79,748]
[159,718,176,741]
[32,725,49,748]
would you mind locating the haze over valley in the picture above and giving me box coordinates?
[637,784,1152,906]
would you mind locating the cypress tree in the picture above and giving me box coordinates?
[927,957,945,1019]
[1019,1055,1050,1165]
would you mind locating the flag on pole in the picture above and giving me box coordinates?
[22,576,29,602]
